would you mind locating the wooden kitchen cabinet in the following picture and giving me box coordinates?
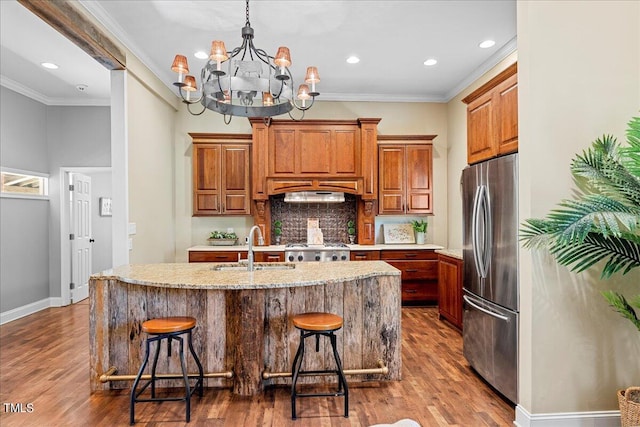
[350,250,381,261]
[189,250,247,263]
[378,137,434,215]
[438,254,463,330]
[463,62,518,164]
[269,123,360,178]
[191,134,251,216]
[254,251,284,262]
[381,249,438,305]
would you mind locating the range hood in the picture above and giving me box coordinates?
[284,191,346,203]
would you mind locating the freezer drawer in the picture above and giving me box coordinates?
[462,291,518,403]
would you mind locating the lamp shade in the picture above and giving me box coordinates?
[297,84,311,100]
[304,66,320,84]
[183,75,197,91]
[210,41,229,62]
[274,46,291,68]
[171,55,189,74]
[263,92,274,106]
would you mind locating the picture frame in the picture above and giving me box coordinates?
[99,197,112,217]
[383,223,415,244]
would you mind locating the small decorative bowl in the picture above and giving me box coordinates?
[207,238,238,246]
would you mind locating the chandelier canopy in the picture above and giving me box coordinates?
[171,0,319,123]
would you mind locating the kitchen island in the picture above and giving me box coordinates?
[89,261,401,396]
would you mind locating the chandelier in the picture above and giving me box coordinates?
[170,0,320,123]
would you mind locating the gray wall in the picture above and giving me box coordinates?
[0,86,111,313]
[0,87,49,312]
[89,170,112,274]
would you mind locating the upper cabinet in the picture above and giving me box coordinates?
[462,62,518,165]
[191,133,251,216]
[378,136,435,215]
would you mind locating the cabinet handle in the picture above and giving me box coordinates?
[405,289,417,293]
[405,254,417,258]
[406,269,419,273]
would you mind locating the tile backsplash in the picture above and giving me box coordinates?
[270,194,357,244]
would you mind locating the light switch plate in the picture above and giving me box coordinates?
[128,223,136,235]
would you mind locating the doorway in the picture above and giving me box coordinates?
[60,168,112,305]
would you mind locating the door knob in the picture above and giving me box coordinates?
[89,239,95,243]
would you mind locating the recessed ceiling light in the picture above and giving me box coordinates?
[346,56,360,64]
[423,58,438,66]
[194,51,208,59]
[479,40,496,49]
[41,62,59,69]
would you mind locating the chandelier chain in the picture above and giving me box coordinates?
[245,0,250,27]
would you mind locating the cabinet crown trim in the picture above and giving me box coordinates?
[190,133,253,143]
[462,62,517,104]
[378,135,436,143]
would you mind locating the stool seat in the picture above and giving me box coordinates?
[292,312,343,331]
[142,317,196,334]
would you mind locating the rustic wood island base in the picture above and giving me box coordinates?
[89,262,401,396]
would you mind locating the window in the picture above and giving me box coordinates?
[0,168,49,199]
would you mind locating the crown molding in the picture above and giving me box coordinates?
[1,75,110,106]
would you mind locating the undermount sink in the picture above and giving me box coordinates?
[213,263,296,272]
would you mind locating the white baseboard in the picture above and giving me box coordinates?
[515,404,621,427]
[0,298,62,325]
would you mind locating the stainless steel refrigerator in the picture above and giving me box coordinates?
[461,152,518,403]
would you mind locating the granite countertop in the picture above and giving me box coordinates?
[435,248,463,260]
[91,261,400,290]
[188,243,444,252]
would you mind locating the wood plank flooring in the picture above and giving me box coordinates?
[0,301,514,426]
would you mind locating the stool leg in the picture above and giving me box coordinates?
[291,329,306,420]
[187,330,204,397]
[330,332,349,418]
[177,336,191,423]
[150,337,162,399]
[130,337,151,425]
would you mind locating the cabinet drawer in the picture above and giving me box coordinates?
[189,251,246,262]
[255,252,284,262]
[402,281,438,302]
[350,251,381,261]
[380,250,437,260]
[384,260,438,280]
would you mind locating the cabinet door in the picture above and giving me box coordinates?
[438,255,463,330]
[378,145,405,214]
[406,145,432,214]
[467,91,496,164]
[496,73,518,156]
[221,144,251,215]
[298,129,332,174]
[193,145,222,215]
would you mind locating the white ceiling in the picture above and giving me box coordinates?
[0,0,516,106]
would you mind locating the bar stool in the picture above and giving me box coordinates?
[130,316,204,425]
[290,312,348,420]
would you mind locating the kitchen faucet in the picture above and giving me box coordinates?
[247,225,264,272]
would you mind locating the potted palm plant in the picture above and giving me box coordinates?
[412,219,428,244]
[273,220,283,245]
[520,117,640,426]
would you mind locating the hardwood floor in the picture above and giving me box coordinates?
[0,301,514,426]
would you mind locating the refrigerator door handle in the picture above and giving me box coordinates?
[463,295,510,322]
[478,185,490,279]
[471,186,483,277]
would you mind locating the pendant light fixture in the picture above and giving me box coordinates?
[171,0,320,124]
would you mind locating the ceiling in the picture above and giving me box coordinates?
[0,0,516,106]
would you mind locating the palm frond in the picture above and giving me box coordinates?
[572,135,640,207]
[622,117,640,177]
[519,218,555,249]
[551,232,640,278]
[601,291,640,332]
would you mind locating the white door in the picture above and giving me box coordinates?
[71,173,92,303]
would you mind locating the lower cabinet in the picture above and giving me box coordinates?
[437,254,463,330]
[255,251,284,262]
[380,250,438,305]
[188,250,247,263]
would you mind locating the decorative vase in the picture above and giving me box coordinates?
[416,232,425,245]
[348,235,356,244]
[274,235,281,245]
